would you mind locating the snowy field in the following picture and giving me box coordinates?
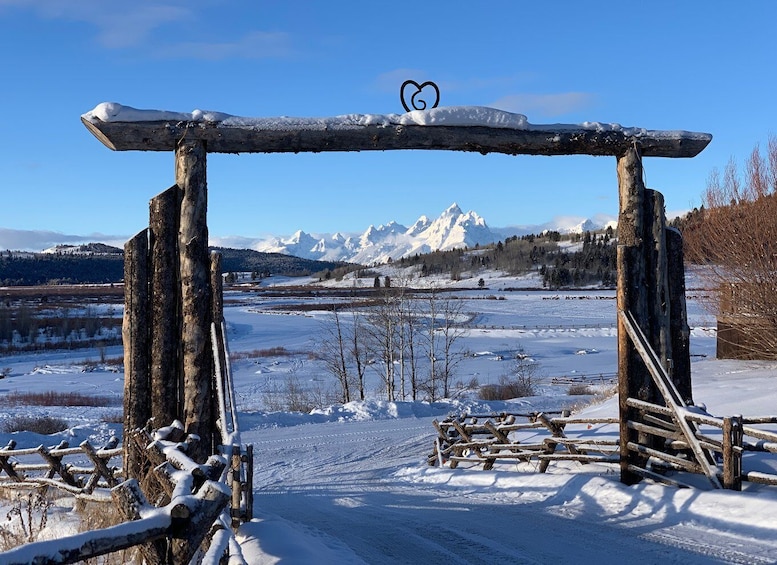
[2,275,777,564]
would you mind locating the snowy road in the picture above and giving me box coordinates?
[238,414,777,564]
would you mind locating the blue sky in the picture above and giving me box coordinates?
[1,1,775,250]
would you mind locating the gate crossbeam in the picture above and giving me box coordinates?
[81,103,711,157]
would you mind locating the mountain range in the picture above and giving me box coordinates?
[249,203,617,265]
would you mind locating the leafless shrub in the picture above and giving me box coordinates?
[567,384,594,396]
[1,415,69,434]
[262,363,338,413]
[0,390,120,407]
[100,411,124,424]
[479,374,536,401]
[74,499,140,564]
[478,354,539,401]
[0,490,52,549]
[102,355,124,367]
[230,346,291,360]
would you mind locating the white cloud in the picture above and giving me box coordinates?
[156,30,293,61]
[1,1,293,60]
[0,228,126,252]
[490,92,595,119]
[1,0,192,48]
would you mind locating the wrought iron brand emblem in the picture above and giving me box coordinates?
[400,80,440,112]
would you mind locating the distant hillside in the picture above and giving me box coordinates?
[0,253,124,286]
[211,247,350,277]
[42,242,123,255]
[0,246,351,286]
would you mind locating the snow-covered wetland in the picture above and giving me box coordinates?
[3,276,777,564]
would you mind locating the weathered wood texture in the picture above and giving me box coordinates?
[82,117,711,157]
[149,185,182,428]
[430,412,619,471]
[123,230,150,480]
[722,415,743,491]
[616,151,695,486]
[176,140,213,462]
[616,146,651,485]
[0,439,121,493]
[645,189,671,382]
[666,226,692,403]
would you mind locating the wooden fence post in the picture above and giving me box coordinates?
[150,185,183,428]
[616,145,651,485]
[176,139,213,463]
[723,415,743,490]
[123,230,150,480]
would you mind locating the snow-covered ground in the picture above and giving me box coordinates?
[2,275,777,564]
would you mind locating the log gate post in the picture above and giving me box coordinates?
[176,139,214,463]
[617,145,694,485]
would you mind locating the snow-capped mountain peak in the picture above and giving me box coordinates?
[252,204,616,265]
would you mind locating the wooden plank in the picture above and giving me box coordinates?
[627,420,682,443]
[537,454,619,463]
[626,397,674,417]
[626,442,702,474]
[82,116,712,158]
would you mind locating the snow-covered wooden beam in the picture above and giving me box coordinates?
[82,103,712,158]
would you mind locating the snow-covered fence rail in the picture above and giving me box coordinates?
[0,437,121,495]
[429,411,619,471]
[1,424,242,565]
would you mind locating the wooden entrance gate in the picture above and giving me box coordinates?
[81,102,712,488]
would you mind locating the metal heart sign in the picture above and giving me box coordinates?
[400,80,440,112]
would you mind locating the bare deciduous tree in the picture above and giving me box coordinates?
[683,136,777,358]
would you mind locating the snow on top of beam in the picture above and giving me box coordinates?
[81,102,712,142]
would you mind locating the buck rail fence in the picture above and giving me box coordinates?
[0,423,247,564]
[0,247,253,563]
[429,411,620,471]
[0,437,122,496]
[431,311,777,491]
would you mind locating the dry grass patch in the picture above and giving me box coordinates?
[1,415,69,434]
[567,384,594,396]
[231,346,291,360]
[0,390,120,407]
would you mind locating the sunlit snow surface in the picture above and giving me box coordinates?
[82,102,712,141]
[2,277,777,564]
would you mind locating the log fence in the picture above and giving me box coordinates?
[0,424,240,565]
[0,437,121,496]
[432,311,777,491]
[429,411,620,471]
